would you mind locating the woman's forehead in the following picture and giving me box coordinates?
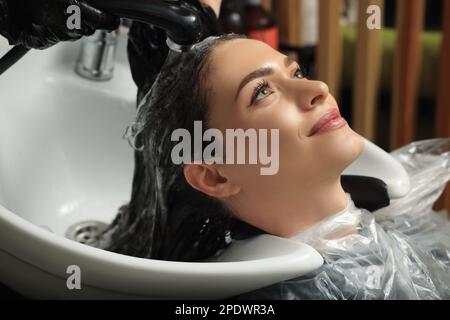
[210,38,284,72]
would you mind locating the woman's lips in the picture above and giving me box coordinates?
[308,109,347,137]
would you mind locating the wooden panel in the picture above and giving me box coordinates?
[436,0,450,138]
[261,0,273,12]
[435,0,450,212]
[390,0,425,150]
[276,0,303,46]
[352,0,384,141]
[317,0,343,98]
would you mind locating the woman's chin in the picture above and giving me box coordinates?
[339,127,365,163]
[317,125,364,169]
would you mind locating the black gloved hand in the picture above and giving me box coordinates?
[0,0,119,49]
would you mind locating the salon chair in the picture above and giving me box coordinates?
[341,138,410,212]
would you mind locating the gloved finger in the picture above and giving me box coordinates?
[23,26,77,49]
[67,26,94,39]
[78,1,120,31]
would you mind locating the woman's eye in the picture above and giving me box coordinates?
[250,80,272,105]
[294,66,309,79]
[294,67,305,79]
[255,88,271,101]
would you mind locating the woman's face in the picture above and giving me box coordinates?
[186,38,364,235]
[205,38,363,184]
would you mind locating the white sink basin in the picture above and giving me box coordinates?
[0,45,136,237]
[0,31,323,299]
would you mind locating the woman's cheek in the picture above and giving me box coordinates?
[254,97,290,125]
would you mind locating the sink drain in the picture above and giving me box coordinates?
[65,221,109,247]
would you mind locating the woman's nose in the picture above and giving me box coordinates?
[289,80,329,111]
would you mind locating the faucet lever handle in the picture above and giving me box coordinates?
[75,30,118,81]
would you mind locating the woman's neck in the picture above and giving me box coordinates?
[279,178,350,238]
[228,177,350,238]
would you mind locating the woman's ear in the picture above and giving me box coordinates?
[184,164,241,198]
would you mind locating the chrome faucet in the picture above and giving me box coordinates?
[75,30,117,81]
[75,0,219,81]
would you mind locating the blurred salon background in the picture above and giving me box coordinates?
[218,0,450,211]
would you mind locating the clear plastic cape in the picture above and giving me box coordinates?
[233,139,450,300]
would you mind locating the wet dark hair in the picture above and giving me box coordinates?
[101,34,265,262]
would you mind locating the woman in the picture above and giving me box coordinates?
[101,32,364,259]
[97,32,450,299]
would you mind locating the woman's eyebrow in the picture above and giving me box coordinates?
[235,56,297,100]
